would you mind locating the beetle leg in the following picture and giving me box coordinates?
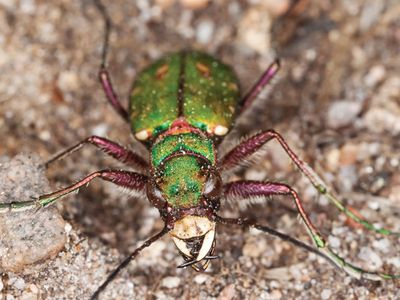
[220,181,400,280]
[94,0,129,121]
[224,180,326,248]
[44,135,148,170]
[90,225,171,300]
[0,170,148,213]
[219,130,399,236]
[238,59,280,115]
[99,68,129,122]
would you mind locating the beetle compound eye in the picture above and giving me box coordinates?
[203,171,222,201]
[146,183,167,209]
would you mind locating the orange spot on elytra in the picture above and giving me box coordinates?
[196,62,211,78]
[228,82,238,91]
[156,64,169,79]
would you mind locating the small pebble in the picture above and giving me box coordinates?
[64,222,73,235]
[270,280,281,289]
[372,238,390,253]
[6,294,15,300]
[326,148,340,172]
[358,247,383,269]
[364,65,386,87]
[363,107,400,135]
[262,0,290,16]
[91,123,109,137]
[20,0,36,14]
[58,70,79,91]
[338,165,358,192]
[268,289,283,299]
[38,130,51,141]
[242,238,267,258]
[388,257,400,268]
[196,20,214,44]
[328,235,341,248]
[161,276,181,289]
[180,0,209,10]
[327,100,362,129]
[194,274,208,284]
[237,7,272,54]
[217,284,235,300]
[359,0,385,31]
[28,284,39,294]
[367,201,380,210]
[12,277,25,290]
[19,292,37,300]
[339,144,359,166]
[344,277,352,285]
[321,289,332,300]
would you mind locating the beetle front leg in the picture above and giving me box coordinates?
[45,135,148,170]
[94,0,129,122]
[237,60,280,115]
[219,129,399,236]
[0,170,148,213]
[99,69,129,122]
[222,180,400,280]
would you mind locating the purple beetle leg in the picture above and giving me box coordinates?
[93,0,129,122]
[90,226,171,300]
[44,136,148,170]
[220,129,317,182]
[223,180,326,248]
[99,68,129,122]
[221,181,400,281]
[0,170,148,213]
[238,59,280,114]
[219,129,280,170]
[219,130,399,236]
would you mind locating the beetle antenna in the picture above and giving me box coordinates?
[213,215,336,269]
[90,226,170,300]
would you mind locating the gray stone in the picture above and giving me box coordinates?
[0,154,66,272]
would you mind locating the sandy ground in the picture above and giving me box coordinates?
[1,0,399,299]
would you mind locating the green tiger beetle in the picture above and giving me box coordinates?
[2,1,399,298]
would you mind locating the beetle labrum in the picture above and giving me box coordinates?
[1,1,399,299]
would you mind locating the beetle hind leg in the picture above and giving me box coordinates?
[221,181,400,281]
[219,129,400,236]
[44,135,148,171]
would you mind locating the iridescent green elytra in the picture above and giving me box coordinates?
[130,51,240,139]
[130,51,239,208]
